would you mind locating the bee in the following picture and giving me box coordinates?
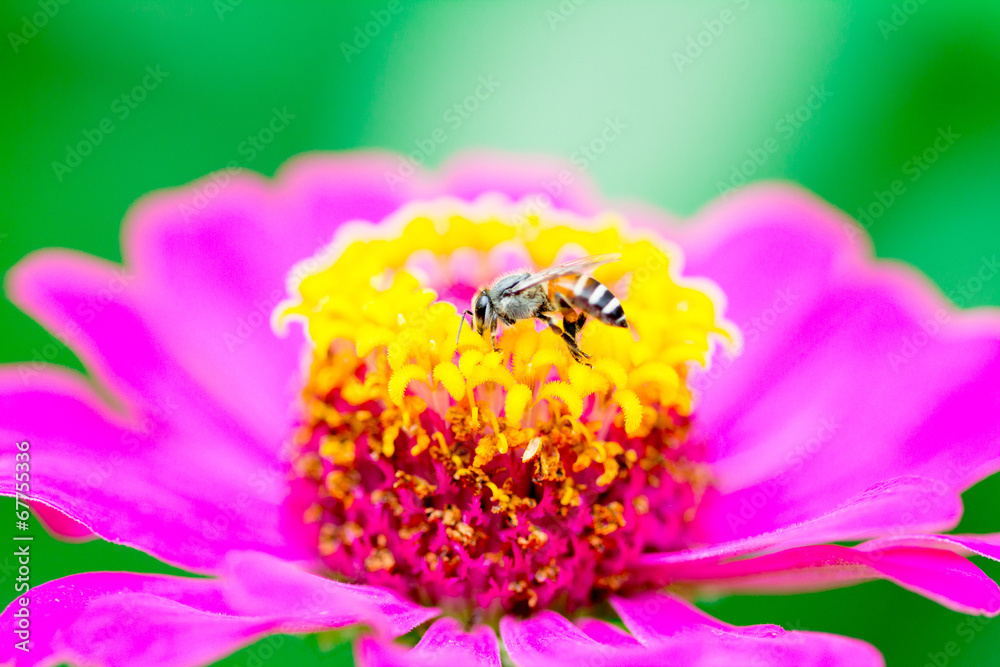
[457,253,631,362]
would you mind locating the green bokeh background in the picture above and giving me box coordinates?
[2,1,999,665]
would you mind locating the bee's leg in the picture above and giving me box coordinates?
[564,312,587,340]
[543,315,591,364]
[555,293,587,341]
[492,316,516,352]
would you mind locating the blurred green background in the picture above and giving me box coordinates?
[2,1,999,665]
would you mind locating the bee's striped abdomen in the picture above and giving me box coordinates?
[567,274,629,328]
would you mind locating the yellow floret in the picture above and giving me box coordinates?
[388,364,428,406]
[538,381,584,421]
[614,388,643,436]
[433,362,466,401]
[504,384,533,425]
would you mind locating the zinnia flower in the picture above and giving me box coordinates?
[3,152,999,667]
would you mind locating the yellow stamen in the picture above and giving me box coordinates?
[433,362,466,401]
[537,381,584,421]
[388,364,428,406]
[613,388,643,436]
[504,384,532,425]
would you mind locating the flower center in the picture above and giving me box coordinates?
[280,199,730,621]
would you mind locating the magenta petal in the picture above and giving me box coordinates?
[409,618,499,666]
[611,592,884,666]
[674,185,1000,542]
[651,542,1000,615]
[357,618,500,667]
[6,155,408,473]
[0,368,311,572]
[120,155,413,452]
[7,245,298,459]
[501,605,882,667]
[500,611,604,667]
[859,533,1000,561]
[0,551,436,667]
[644,475,962,566]
[431,151,602,215]
[4,246,304,484]
[222,551,438,636]
[574,617,642,646]
[29,500,94,541]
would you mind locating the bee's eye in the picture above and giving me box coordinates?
[474,294,490,325]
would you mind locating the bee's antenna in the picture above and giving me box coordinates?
[457,310,473,346]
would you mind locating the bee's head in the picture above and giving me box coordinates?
[471,289,491,335]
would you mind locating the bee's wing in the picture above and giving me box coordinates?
[507,253,621,294]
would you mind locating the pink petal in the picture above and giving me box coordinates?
[574,617,642,646]
[643,475,962,566]
[28,500,94,541]
[120,155,413,453]
[222,551,437,634]
[650,543,1000,616]
[431,150,603,215]
[859,533,1000,560]
[673,184,1000,543]
[0,367,312,572]
[501,604,882,667]
[357,618,500,667]
[500,611,606,667]
[0,551,437,667]
[5,248,292,459]
[612,592,884,666]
